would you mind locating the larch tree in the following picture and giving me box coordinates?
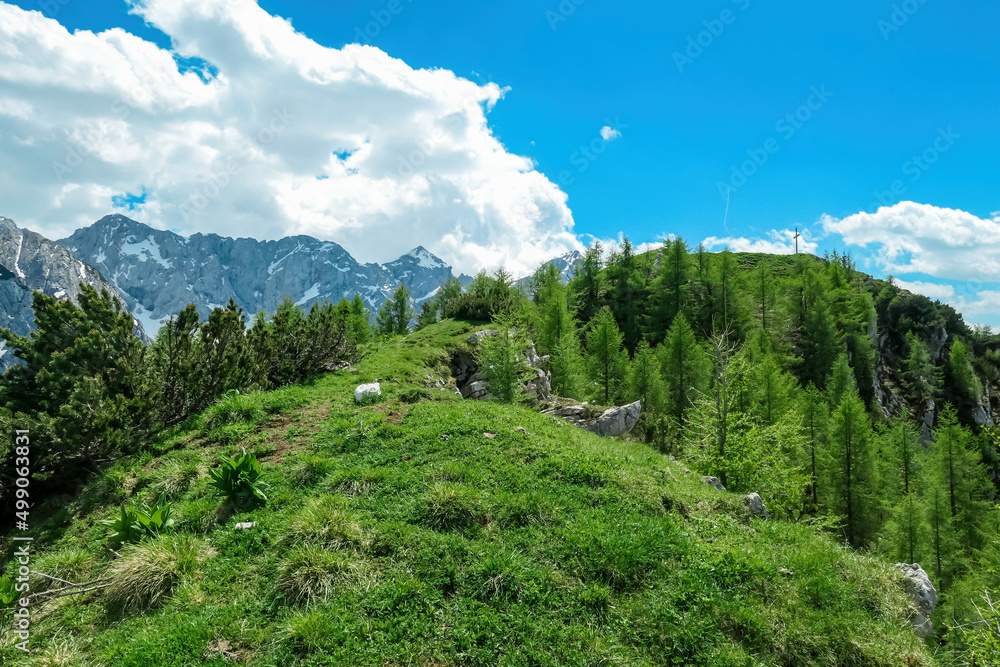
[586,306,628,405]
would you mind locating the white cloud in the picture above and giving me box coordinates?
[702,228,818,255]
[821,202,1000,282]
[892,279,955,300]
[0,0,582,276]
[599,126,621,142]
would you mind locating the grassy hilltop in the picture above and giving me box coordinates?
[0,319,935,666]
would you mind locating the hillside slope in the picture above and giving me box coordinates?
[0,321,935,666]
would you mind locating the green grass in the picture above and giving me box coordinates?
[0,319,936,666]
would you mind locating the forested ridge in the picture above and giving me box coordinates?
[0,238,999,663]
[419,238,1000,656]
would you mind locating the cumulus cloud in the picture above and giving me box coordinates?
[821,202,1000,282]
[599,126,621,142]
[892,279,956,300]
[0,0,582,275]
[702,228,818,255]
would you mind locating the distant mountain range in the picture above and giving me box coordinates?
[58,214,465,336]
[1,213,578,370]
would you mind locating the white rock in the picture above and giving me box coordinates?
[355,382,381,403]
[234,522,257,530]
[896,563,937,636]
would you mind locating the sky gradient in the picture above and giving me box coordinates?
[1,0,998,324]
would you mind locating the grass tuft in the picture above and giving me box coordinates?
[276,544,358,603]
[285,495,364,547]
[104,534,216,612]
[415,482,488,532]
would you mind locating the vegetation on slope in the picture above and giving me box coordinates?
[0,321,937,666]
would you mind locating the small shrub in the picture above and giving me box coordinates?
[286,496,364,547]
[208,449,269,507]
[276,544,356,603]
[104,534,216,612]
[415,483,487,532]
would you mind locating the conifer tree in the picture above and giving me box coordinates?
[649,238,689,343]
[800,296,839,388]
[376,282,414,336]
[799,386,829,509]
[586,306,628,405]
[826,352,856,408]
[628,338,664,412]
[714,250,739,336]
[570,242,605,325]
[751,353,794,425]
[660,313,707,424]
[828,390,878,547]
[903,332,937,413]
[948,339,983,417]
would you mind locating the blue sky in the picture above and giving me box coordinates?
[2,0,999,324]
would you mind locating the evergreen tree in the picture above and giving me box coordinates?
[376,283,415,336]
[903,332,937,414]
[751,353,794,425]
[627,338,664,412]
[347,294,372,344]
[586,306,628,405]
[649,238,689,343]
[800,296,839,388]
[660,313,707,424]
[754,260,776,351]
[478,310,531,403]
[826,352,856,408]
[0,286,153,480]
[606,238,646,353]
[828,391,878,547]
[933,408,992,555]
[800,385,829,509]
[714,250,740,337]
[949,339,983,417]
[570,242,605,325]
[882,492,929,565]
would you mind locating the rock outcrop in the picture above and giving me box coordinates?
[455,331,552,403]
[745,493,769,519]
[581,401,642,438]
[895,563,936,636]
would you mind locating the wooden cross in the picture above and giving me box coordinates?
[793,227,801,254]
